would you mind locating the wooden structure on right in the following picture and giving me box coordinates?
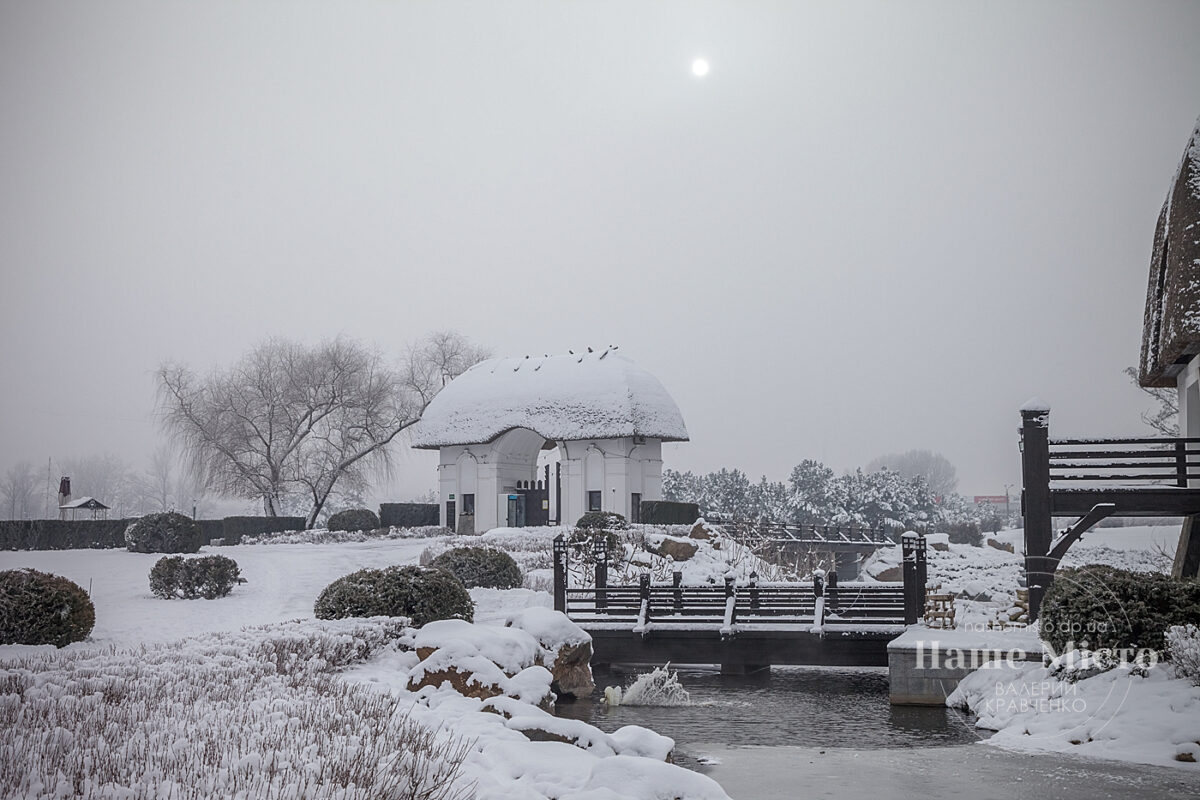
[1020,115,1200,622]
[1019,404,1200,621]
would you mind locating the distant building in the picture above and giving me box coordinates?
[59,496,110,521]
[409,349,689,533]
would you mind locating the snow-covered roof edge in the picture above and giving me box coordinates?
[410,350,689,448]
[1140,113,1200,388]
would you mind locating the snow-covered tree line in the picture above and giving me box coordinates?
[663,452,992,538]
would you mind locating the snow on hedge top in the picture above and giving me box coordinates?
[410,351,689,448]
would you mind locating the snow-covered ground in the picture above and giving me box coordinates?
[0,536,731,799]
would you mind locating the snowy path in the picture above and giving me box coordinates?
[0,539,434,647]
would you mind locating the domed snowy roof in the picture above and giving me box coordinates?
[409,351,689,448]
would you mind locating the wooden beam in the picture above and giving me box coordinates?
[1048,503,1117,563]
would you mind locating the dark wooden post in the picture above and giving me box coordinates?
[724,573,737,625]
[640,572,652,622]
[672,570,683,612]
[1176,440,1189,488]
[826,569,838,611]
[749,571,760,612]
[553,534,567,613]
[1020,404,1053,622]
[902,532,920,625]
[812,569,824,598]
[593,535,608,610]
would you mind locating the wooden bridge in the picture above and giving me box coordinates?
[552,533,927,672]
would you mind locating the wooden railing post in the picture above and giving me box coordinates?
[724,573,737,625]
[553,534,568,613]
[640,572,652,623]
[593,535,608,610]
[672,570,683,612]
[1021,403,1053,621]
[812,569,824,598]
[749,571,760,612]
[1176,440,1189,488]
[902,532,923,625]
[826,569,838,611]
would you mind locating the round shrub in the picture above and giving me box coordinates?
[150,555,244,599]
[575,511,628,530]
[0,569,95,647]
[125,511,201,554]
[314,565,473,626]
[326,508,380,533]
[429,546,522,589]
[1040,565,1200,654]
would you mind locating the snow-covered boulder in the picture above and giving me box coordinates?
[644,533,699,562]
[407,619,554,707]
[506,607,595,699]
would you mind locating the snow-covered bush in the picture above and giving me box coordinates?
[124,511,201,554]
[314,565,473,626]
[429,546,522,589]
[326,508,380,533]
[1040,565,1200,653]
[243,525,445,545]
[1167,623,1200,685]
[575,511,628,530]
[0,568,95,647]
[0,619,473,800]
[149,555,244,599]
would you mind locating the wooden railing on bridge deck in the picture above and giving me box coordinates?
[1020,405,1200,622]
[721,521,898,549]
[552,532,928,636]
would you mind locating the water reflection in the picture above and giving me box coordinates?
[556,665,978,752]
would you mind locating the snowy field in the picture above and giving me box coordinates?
[0,535,731,799]
[2,522,1197,794]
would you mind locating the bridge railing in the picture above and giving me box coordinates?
[553,532,927,634]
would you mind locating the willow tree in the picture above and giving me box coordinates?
[157,331,486,527]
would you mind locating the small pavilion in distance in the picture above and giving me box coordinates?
[409,348,689,534]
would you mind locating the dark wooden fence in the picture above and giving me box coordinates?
[1020,405,1200,620]
[552,532,925,635]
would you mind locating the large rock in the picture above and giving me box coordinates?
[987,538,1015,553]
[874,565,903,582]
[689,519,716,540]
[506,607,595,700]
[645,534,699,562]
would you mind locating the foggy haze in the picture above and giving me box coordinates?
[3,1,1200,509]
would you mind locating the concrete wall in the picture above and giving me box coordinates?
[888,633,1042,706]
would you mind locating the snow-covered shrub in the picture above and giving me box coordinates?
[124,511,201,554]
[0,568,95,647]
[1040,565,1200,653]
[429,546,522,589]
[1167,623,1200,685]
[326,508,380,533]
[314,565,473,626]
[575,511,628,530]
[149,554,244,599]
[243,525,445,545]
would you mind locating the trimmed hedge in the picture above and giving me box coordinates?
[314,566,473,626]
[576,511,628,530]
[327,508,380,533]
[0,516,306,550]
[639,500,700,526]
[379,503,439,528]
[217,516,304,545]
[429,547,522,589]
[0,519,134,551]
[125,512,202,554]
[150,555,244,599]
[0,569,96,647]
[1040,565,1200,653]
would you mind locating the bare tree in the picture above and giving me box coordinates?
[1124,366,1179,436]
[0,461,38,520]
[157,332,486,527]
[865,449,958,498]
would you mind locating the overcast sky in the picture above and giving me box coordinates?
[3,1,1200,507]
